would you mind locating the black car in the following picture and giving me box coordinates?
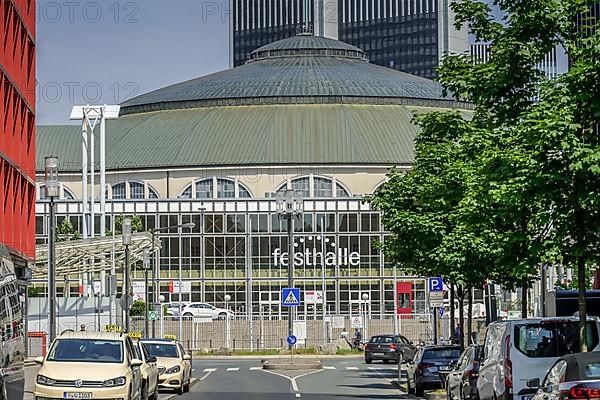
[528,352,600,400]
[446,345,482,400]
[364,334,417,364]
[407,345,461,396]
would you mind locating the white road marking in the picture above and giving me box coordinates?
[249,366,262,370]
[296,394,301,398]
[262,368,324,393]
[200,369,217,381]
[346,366,359,370]
[226,367,240,371]
[323,366,336,370]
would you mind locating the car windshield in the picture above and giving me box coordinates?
[515,321,599,358]
[144,343,179,358]
[369,336,395,343]
[47,339,123,363]
[423,348,461,360]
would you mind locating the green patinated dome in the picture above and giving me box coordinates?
[37,35,469,172]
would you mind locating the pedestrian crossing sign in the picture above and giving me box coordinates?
[281,288,301,307]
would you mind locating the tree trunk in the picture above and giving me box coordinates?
[450,282,455,341]
[578,254,588,352]
[467,287,473,345]
[521,277,528,318]
[458,285,465,352]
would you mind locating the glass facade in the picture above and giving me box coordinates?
[35,198,428,317]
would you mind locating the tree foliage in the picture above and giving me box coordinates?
[370,0,600,350]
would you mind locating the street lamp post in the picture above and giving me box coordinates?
[143,248,150,337]
[362,292,369,343]
[122,218,132,332]
[158,295,166,337]
[45,156,59,343]
[150,222,195,338]
[224,294,231,348]
[276,190,303,350]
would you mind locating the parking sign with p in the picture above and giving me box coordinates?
[428,277,444,292]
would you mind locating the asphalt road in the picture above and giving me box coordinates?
[174,358,413,400]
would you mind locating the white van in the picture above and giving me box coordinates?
[477,317,600,400]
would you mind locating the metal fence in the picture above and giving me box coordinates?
[131,314,446,351]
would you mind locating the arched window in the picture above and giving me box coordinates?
[38,184,76,200]
[107,181,160,200]
[180,178,253,199]
[276,176,351,198]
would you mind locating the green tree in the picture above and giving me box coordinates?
[56,218,81,241]
[106,215,143,236]
[129,300,146,317]
[438,0,600,350]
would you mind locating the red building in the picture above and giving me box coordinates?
[0,0,36,274]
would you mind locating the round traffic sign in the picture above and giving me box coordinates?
[287,335,297,345]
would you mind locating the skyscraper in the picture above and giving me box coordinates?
[0,0,36,278]
[230,0,469,79]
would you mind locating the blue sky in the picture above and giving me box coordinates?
[36,0,230,125]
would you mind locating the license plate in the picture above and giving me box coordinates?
[371,353,383,356]
[440,366,452,371]
[521,396,533,400]
[63,393,92,399]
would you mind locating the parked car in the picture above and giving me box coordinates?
[528,352,600,400]
[364,334,417,364]
[407,345,461,396]
[133,339,159,400]
[180,302,233,319]
[34,331,143,400]
[477,317,600,400]
[446,345,483,400]
[164,302,187,316]
[141,338,192,395]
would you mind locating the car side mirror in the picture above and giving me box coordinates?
[147,356,157,363]
[34,356,44,365]
[131,358,143,367]
[527,378,540,389]
[183,354,191,361]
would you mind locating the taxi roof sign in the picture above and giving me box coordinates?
[105,325,123,333]
[164,334,177,341]
[129,332,142,339]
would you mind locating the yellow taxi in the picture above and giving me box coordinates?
[130,333,159,400]
[140,336,191,395]
[34,330,143,400]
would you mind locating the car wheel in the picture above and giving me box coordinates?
[184,378,190,393]
[177,383,185,395]
[365,358,372,364]
[407,378,415,395]
[183,312,193,317]
[218,312,227,319]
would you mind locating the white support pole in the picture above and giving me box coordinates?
[321,217,326,344]
[82,120,88,239]
[90,112,95,238]
[100,107,106,237]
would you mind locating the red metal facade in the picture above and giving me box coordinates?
[1,0,36,262]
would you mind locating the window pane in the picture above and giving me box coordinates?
[314,177,333,197]
[130,182,145,199]
[196,179,213,199]
[336,183,350,197]
[216,179,235,198]
[112,183,126,199]
[291,177,310,198]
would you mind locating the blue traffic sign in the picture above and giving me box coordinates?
[287,335,297,345]
[439,307,444,317]
[281,288,301,307]
[428,277,444,292]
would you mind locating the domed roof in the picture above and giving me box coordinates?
[120,35,463,116]
[250,34,364,55]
